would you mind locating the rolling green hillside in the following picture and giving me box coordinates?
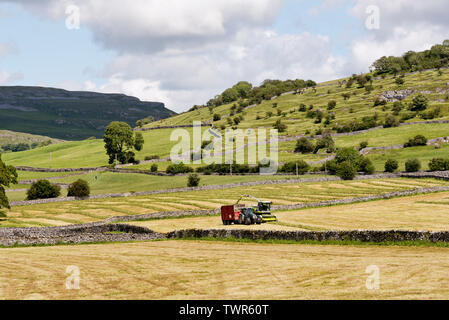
[0,86,176,140]
[147,68,449,136]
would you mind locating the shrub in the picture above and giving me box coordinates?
[404,135,427,148]
[384,115,400,128]
[144,155,160,161]
[359,141,369,150]
[410,94,429,111]
[395,77,405,85]
[335,147,361,165]
[26,180,61,200]
[187,174,201,187]
[298,104,307,112]
[150,164,158,173]
[359,157,375,174]
[166,163,194,175]
[327,100,337,110]
[374,97,387,106]
[428,158,449,171]
[280,161,310,175]
[295,138,314,154]
[67,179,90,198]
[213,114,221,121]
[321,159,339,175]
[405,159,421,172]
[392,102,403,115]
[384,159,399,173]
[273,119,287,133]
[336,161,357,180]
[314,135,335,154]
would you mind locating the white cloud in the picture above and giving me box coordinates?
[6,0,284,53]
[348,0,449,72]
[0,71,23,85]
[101,30,346,111]
[7,0,448,113]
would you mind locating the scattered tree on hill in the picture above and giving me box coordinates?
[295,138,314,154]
[336,161,357,180]
[405,158,421,172]
[384,114,400,128]
[410,94,429,111]
[67,179,90,198]
[428,158,449,172]
[327,100,337,110]
[0,155,17,213]
[359,141,369,151]
[213,114,221,122]
[104,122,145,165]
[26,180,61,200]
[166,163,194,175]
[372,41,449,75]
[187,174,201,187]
[314,134,335,154]
[280,161,310,175]
[385,159,399,173]
[273,119,287,133]
[404,135,427,148]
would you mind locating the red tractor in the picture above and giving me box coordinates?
[221,204,262,225]
[221,195,276,225]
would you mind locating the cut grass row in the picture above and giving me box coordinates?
[2,178,447,228]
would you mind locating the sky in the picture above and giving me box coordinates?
[0,0,448,113]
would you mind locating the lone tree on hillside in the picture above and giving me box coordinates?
[0,155,18,214]
[104,122,145,164]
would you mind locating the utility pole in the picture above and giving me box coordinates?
[230,163,233,176]
[296,162,299,177]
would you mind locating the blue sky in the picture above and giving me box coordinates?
[0,0,447,112]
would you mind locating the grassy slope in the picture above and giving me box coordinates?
[1,127,209,168]
[146,69,449,135]
[3,69,449,170]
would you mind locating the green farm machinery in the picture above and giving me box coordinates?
[221,195,277,225]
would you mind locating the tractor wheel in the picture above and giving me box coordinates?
[256,216,262,225]
[245,217,252,225]
[222,220,227,225]
[238,215,244,225]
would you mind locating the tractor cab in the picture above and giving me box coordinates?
[255,201,272,214]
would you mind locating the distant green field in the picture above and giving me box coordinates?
[2,127,209,168]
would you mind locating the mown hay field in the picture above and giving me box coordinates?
[125,191,449,233]
[2,240,449,300]
[2,178,448,228]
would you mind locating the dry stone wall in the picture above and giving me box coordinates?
[0,223,163,246]
[167,229,449,243]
